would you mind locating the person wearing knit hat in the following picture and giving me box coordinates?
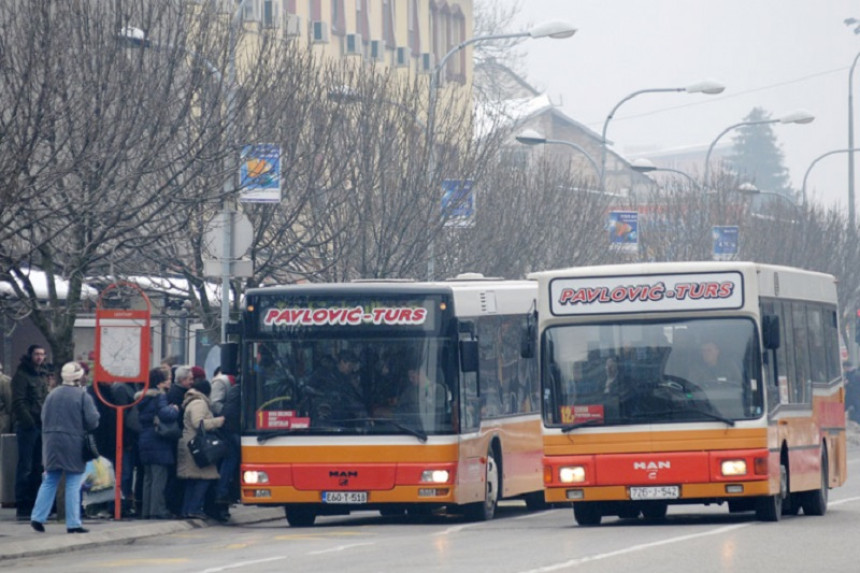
[191,366,207,382]
[30,361,100,534]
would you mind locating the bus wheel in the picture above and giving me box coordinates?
[617,505,641,519]
[284,505,317,527]
[573,502,602,526]
[641,502,668,521]
[800,449,829,516]
[464,450,499,521]
[755,461,787,522]
[379,506,407,517]
[524,491,549,511]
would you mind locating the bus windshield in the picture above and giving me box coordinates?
[543,317,763,427]
[246,337,455,437]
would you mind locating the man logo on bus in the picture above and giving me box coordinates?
[329,470,358,486]
[634,461,670,480]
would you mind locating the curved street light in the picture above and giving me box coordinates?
[428,21,577,140]
[515,129,601,182]
[426,21,576,280]
[600,80,725,190]
[703,110,815,190]
[630,158,701,190]
[844,19,860,226]
[801,148,860,206]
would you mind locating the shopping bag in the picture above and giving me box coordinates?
[154,414,182,440]
[187,421,229,467]
[82,432,99,462]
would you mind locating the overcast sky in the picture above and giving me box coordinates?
[494,0,858,210]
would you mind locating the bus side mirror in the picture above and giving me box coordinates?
[460,339,479,373]
[520,323,535,359]
[221,342,240,376]
[762,315,781,350]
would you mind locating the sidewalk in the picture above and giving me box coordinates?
[0,502,285,561]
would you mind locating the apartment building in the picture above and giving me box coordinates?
[229,0,474,86]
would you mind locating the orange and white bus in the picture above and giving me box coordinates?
[529,261,846,525]
[234,276,544,526]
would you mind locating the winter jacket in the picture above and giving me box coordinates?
[11,358,48,430]
[176,389,224,480]
[136,389,180,466]
[210,374,231,415]
[41,384,100,473]
[0,372,12,433]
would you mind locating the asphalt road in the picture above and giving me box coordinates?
[10,445,860,573]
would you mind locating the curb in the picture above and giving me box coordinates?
[0,507,284,561]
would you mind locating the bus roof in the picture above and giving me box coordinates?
[244,278,538,317]
[529,261,837,307]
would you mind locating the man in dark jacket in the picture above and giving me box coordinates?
[213,381,241,519]
[11,345,48,520]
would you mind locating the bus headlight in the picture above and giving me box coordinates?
[721,460,747,476]
[559,466,586,484]
[420,470,450,483]
[243,470,269,484]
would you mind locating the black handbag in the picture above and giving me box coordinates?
[187,421,229,467]
[154,414,182,440]
[81,394,99,461]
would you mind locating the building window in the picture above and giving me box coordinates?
[382,0,396,48]
[331,0,345,36]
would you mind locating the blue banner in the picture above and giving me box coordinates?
[240,144,281,203]
[712,226,739,260]
[441,180,475,227]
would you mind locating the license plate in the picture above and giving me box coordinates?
[629,486,679,500]
[322,491,368,504]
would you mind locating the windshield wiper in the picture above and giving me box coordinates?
[561,418,603,432]
[631,409,735,427]
[256,424,345,443]
[361,417,428,442]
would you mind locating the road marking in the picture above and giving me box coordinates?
[514,523,750,572]
[95,559,189,566]
[200,556,287,572]
[307,542,375,555]
[434,523,480,535]
[830,495,860,506]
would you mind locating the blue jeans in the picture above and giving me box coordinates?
[215,434,240,502]
[31,470,85,528]
[182,479,212,517]
[14,424,42,510]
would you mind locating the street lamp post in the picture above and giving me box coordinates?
[801,148,860,205]
[515,129,601,182]
[121,2,247,344]
[600,80,725,191]
[425,21,576,279]
[630,158,701,190]
[702,110,815,190]
[844,19,860,226]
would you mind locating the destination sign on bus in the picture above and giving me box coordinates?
[549,272,744,315]
[262,306,429,327]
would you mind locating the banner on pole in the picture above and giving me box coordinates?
[441,180,476,228]
[240,143,281,203]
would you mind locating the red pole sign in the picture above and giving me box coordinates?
[93,282,152,520]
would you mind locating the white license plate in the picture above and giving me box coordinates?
[322,491,368,504]
[629,486,680,500]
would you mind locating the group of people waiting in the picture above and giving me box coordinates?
[1,344,240,533]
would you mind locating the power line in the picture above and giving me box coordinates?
[582,65,847,128]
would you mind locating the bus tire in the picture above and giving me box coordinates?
[464,450,499,521]
[573,502,602,526]
[755,461,787,522]
[641,502,668,521]
[284,505,317,527]
[524,491,549,511]
[800,449,828,516]
[379,506,407,517]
